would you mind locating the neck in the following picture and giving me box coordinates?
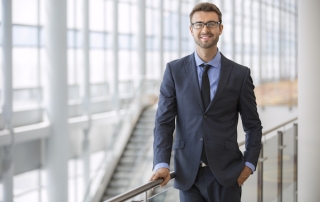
[196,46,218,63]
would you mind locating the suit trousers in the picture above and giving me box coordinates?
[179,166,241,202]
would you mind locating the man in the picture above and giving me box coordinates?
[150,2,262,202]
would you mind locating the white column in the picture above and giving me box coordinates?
[279,0,283,80]
[231,0,235,60]
[219,0,224,51]
[138,0,146,80]
[298,0,320,201]
[81,0,91,189]
[159,0,164,78]
[1,0,14,201]
[177,0,182,58]
[258,0,262,84]
[112,0,119,110]
[43,0,69,201]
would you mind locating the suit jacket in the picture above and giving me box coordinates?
[153,52,262,190]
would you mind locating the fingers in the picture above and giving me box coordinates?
[150,168,170,187]
[160,173,171,187]
[237,166,252,186]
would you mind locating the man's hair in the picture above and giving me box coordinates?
[189,2,222,24]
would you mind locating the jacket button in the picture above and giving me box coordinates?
[203,115,207,118]
[200,138,203,141]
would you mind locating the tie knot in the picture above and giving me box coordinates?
[201,64,211,73]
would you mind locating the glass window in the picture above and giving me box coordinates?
[181,14,190,38]
[105,33,112,49]
[146,36,155,51]
[68,30,77,49]
[76,31,83,49]
[13,26,38,47]
[0,2,2,22]
[163,12,171,37]
[118,3,131,34]
[67,0,76,29]
[118,50,131,80]
[13,48,38,88]
[130,4,139,35]
[90,50,105,84]
[90,0,105,31]
[90,32,105,49]
[13,0,38,25]
[105,1,114,33]
[68,49,77,85]
[118,34,132,50]
[146,8,153,36]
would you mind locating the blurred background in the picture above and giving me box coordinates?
[1,0,319,201]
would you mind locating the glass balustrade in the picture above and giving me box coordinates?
[104,119,298,202]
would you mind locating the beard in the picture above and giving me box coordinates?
[194,34,219,49]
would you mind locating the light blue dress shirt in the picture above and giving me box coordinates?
[154,49,255,173]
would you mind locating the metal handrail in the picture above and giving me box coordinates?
[238,117,298,146]
[105,172,176,202]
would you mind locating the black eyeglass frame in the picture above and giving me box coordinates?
[191,21,221,29]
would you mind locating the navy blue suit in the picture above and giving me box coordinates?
[153,52,262,191]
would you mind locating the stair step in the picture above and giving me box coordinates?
[105,187,127,197]
[138,117,155,123]
[115,166,133,172]
[123,149,140,157]
[103,106,158,200]
[135,124,154,129]
[113,171,132,179]
[132,130,151,136]
[126,143,143,150]
[129,137,149,144]
[108,179,130,187]
[119,156,136,164]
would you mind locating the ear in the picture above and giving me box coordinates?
[189,26,194,36]
[219,24,224,35]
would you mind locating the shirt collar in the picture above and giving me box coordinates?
[194,48,221,68]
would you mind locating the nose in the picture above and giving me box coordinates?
[201,25,210,33]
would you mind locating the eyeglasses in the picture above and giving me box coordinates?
[191,21,221,29]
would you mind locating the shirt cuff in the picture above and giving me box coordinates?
[153,163,170,172]
[245,162,255,173]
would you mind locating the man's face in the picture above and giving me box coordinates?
[189,11,223,49]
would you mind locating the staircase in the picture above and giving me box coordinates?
[102,106,157,201]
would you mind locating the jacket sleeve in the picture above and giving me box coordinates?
[153,63,177,168]
[238,68,263,169]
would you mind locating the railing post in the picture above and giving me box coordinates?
[278,131,286,202]
[257,142,264,202]
[293,123,298,202]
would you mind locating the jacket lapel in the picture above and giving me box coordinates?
[205,53,233,113]
[184,53,205,111]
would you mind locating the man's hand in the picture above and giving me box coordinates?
[237,166,252,187]
[150,168,170,187]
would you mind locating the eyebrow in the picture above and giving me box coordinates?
[193,20,218,24]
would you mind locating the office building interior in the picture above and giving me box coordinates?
[0,0,319,201]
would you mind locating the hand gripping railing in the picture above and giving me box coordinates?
[104,172,176,202]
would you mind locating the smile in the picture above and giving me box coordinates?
[200,35,212,40]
